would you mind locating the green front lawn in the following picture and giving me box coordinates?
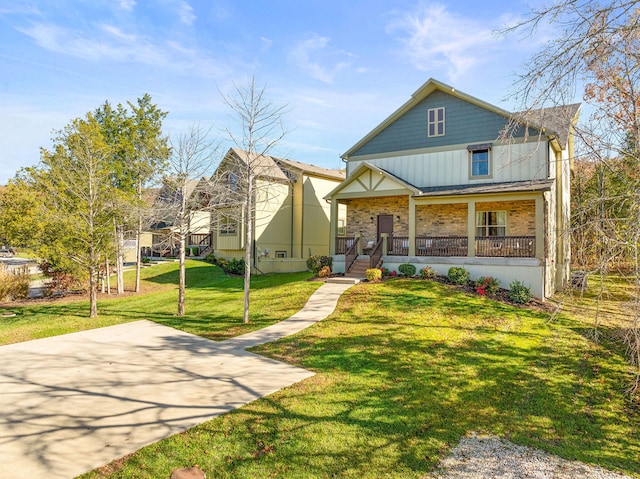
[0,260,320,345]
[82,278,640,479]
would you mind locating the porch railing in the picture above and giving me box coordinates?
[475,236,535,258]
[388,236,409,255]
[370,238,384,268]
[415,236,468,256]
[345,237,360,271]
[336,236,356,255]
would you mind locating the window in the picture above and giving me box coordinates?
[428,107,445,137]
[275,251,287,258]
[476,211,506,237]
[337,219,346,236]
[228,172,238,192]
[220,215,237,236]
[468,144,492,178]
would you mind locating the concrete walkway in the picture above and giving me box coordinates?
[0,282,353,479]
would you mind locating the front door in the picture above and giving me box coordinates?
[377,214,394,242]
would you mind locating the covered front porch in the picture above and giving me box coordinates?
[324,163,553,298]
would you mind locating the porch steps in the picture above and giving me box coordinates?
[344,258,370,279]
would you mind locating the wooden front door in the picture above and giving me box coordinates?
[377,214,394,241]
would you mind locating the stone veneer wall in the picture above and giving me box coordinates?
[476,200,536,236]
[345,196,409,240]
[344,197,535,240]
[416,204,467,236]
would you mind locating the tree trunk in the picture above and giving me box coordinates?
[243,171,252,324]
[89,248,98,318]
[178,233,186,316]
[135,182,143,293]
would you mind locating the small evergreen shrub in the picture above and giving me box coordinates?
[448,267,470,285]
[419,266,437,279]
[398,263,416,277]
[366,268,382,282]
[306,255,333,276]
[141,256,151,264]
[475,276,500,295]
[380,267,390,277]
[204,253,217,264]
[226,258,246,275]
[318,265,331,278]
[216,258,229,271]
[508,280,532,304]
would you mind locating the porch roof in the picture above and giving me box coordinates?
[417,179,554,197]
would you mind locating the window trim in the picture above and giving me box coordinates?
[275,250,287,258]
[468,143,493,179]
[475,210,507,237]
[427,107,445,137]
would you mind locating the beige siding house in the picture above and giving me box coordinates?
[326,78,579,298]
[212,148,345,273]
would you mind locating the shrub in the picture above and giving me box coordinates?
[398,263,416,277]
[448,267,470,285]
[0,265,29,301]
[216,258,229,271]
[475,276,500,295]
[419,266,437,279]
[318,265,331,278]
[204,253,217,264]
[366,268,382,282]
[306,255,333,276]
[509,280,532,304]
[380,267,390,277]
[226,258,246,275]
[141,257,151,264]
[389,270,397,277]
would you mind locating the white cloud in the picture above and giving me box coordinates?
[177,1,196,25]
[386,3,501,81]
[289,33,351,84]
[117,0,136,12]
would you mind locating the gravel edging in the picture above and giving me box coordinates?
[426,433,634,479]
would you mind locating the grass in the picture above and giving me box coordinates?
[80,278,640,479]
[0,260,320,345]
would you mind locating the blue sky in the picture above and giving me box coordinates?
[0,0,559,184]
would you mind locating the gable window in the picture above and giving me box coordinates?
[337,218,346,236]
[220,215,237,236]
[428,107,445,137]
[468,143,492,178]
[228,172,238,192]
[476,211,506,237]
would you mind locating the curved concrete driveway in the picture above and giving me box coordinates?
[0,282,353,479]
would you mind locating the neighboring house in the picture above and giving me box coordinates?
[211,148,345,273]
[140,177,213,260]
[325,78,580,298]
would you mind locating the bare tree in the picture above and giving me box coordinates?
[503,0,640,393]
[156,125,218,316]
[220,76,289,324]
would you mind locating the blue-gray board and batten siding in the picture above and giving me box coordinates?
[350,90,536,157]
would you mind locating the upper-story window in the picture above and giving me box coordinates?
[228,172,238,192]
[468,143,492,179]
[428,107,445,137]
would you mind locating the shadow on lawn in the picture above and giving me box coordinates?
[238,283,640,478]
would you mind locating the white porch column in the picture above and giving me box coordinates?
[329,199,338,256]
[408,196,416,256]
[535,195,545,259]
[467,200,476,257]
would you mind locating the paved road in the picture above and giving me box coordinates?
[0,282,353,479]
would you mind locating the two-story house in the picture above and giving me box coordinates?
[211,148,346,273]
[325,78,579,298]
